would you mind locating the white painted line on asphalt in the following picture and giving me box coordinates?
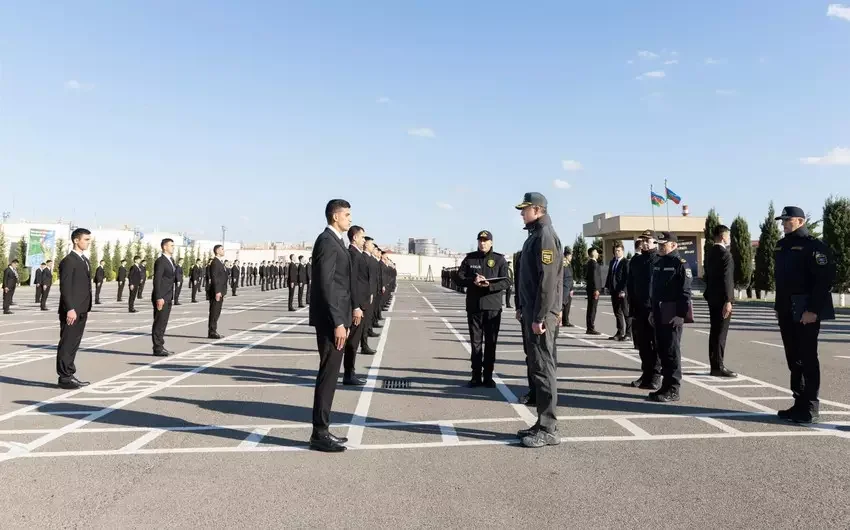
[498,375,636,382]
[0,325,57,336]
[120,428,166,453]
[696,416,743,435]
[712,384,770,388]
[421,296,439,313]
[20,411,91,416]
[748,396,795,400]
[438,422,459,444]
[694,330,710,335]
[751,340,783,348]
[52,397,125,402]
[238,353,315,357]
[346,317,393,448]
[170,383,313,389]
[238,427,270,448]
[613,418,651,438]
[735,374,850,411]
[411,284,422,294]
[835,356,850,360]
[441,317,536,426]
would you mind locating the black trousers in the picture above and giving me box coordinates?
[3,286,15,312]
[611,295,630,337]
[35,285,41,303]
[524,312,559,432]
[174,283,182,304]
[117,281,125,301]
[778,316,821,407]
[344,307,369,374]
[520,315,534,397]
[632,308,660,379]
[231,280,238,296]
[298,283,305,307]
[138,282,145,297]
[95,282,103,303]
[467,309,502,380]
[306,282,311,305]
[707,302,731,369]
[360,303,375,350]
[654,318,683,390]
[261,277,266,291]
[208,295,223,335]
[586,292,599,331]
[312,324,345,434]
[128,286,138,311]
[57,312,88,379]
[152,300,172,352]
[288,284,296,309]
[41,285,51,309]
[561,295,572,326]
[191,281,199,302]
[241,276,244,287]
[505,287,513,308]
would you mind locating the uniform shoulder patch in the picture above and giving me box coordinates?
[814,251,828,266]
[541,249,553,265]
[487,258,495,268]
[685,268,693,279]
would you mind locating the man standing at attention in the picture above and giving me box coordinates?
[2,259,19,314]
[585,248,603,335]
[151,238,176,357]
[605,243,631,341]
[208,245,229,340]
[117,259,127,302]
[40,260,54,311]
[703,224,737,377]
[56,228,93,389]
[94,259,105,305]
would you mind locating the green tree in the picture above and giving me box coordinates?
[806,214,822,239]
[703,207,721,273]
[15,236,30,284]
[111,241,123,277]
[0,226,8,274]
[55,238,67,263]
[753,202,782,294]
[102,241,113,281]
[823,196,850,297]
[89,238,99,276]
[124,239,135,264]
[730,216,754,291]
[133,239,142,260]
[572,235,588,282]
[186,247,196,275]
[143,242,155,278]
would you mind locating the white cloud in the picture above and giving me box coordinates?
[626,60,634,64]
[376,96,391,104]
[759,57,767,64]
[799,147,850,166]
[408,127,436,138]
[670,50,679,56]
[705,57,725,65]
[664,59,679,65]
[561,159,583,171]
[64,80,94,91]
[637,50,658,59]
[636,70,665,80]
[436,201,454,210]
[715,89,736,96]
[553,179,571,189]
[827,4,850,21]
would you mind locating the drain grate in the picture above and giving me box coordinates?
[381,378,412,389]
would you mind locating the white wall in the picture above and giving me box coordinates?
[90,229,136,247]
[224,248,311,264]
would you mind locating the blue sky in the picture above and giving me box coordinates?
[2,1,849,253]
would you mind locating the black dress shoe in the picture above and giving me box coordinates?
[373,322,384,329]
[208,333,223,339]
[639,376,662,390]
[153,350,170,357]
[174,302,181,306]
[467,378,482,388]
[3,311,13,315]
[129,309,138,313]
[367,330,381,338]
[648,387,680,402]
[710,367,738,378]
[309,433,346,453]
[328,433,348,444]
[41,307,49,311]
[58,379,81,390]
[482,379,496,388]
[608,335,622,341]
[342,375,366,386]
[564,323,574,327]
[623,334,632,341]
[518,393,537,406]
[586,329,601,336]
[361,346,377,355]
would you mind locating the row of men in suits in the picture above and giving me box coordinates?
[33,261,55,311]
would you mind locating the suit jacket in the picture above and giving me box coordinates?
[231,265,240,282]
[175,265,183,284]
[140,265,147,283]
[117,266,127,282]
[41,267,53,287]
[703,244,734,305]
[306,263,312,282]
[152,255,176,302]
[287,263,298,284]
[94,266,105,283]
[297,263,308,283]
[605,257,629,295]
[348,246,371,311]
[210,258,229,296]
[309,228,352,330]
[58,252,92,315]
[128,264,142,287]
[366,255,379,299]
[585,260,604,292]
[34,268,43,285]
[190,265,201,283]
[3,267,18,289]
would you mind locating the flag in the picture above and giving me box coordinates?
[665,186,681,205]
[651,191,666,207]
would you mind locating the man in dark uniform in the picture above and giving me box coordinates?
[208,245,229,339]
[34,262,45,304]
[259,260,267,291]
[174,258,184,305]
[56,228,93,389]
[128,256,142,313]
[138,262,147,298]
[362,238,382,343]
[93,259,105,304]
[231,260,240,296]
[774,206,836,424]
[514,193,563,448]
[287,255,299,311]
[605,242,631,341]
[40,260,54,310]
[306,257,312,305]
[703,224,737,377]
[627,230,661,389]
[648,232,692,402]
[342,225,371,386]
[204,258,212,300]
[240,263,246,287]
[456,230,510,387]
[561,248,574,327]
[513,250,535,405]
[151,238,176,357]
[253,262,258,286]
[505,260,514,309]
[3,259,19,314]
[297,255,308,307]
[585,247,603,335]
[190,258,202,302]
[117,259,127,302]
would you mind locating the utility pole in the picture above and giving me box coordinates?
[221,225,227,244]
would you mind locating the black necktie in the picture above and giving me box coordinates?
[82,255,90,271]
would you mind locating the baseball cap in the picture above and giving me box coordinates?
[477,230,492,241]
[638,229,655,240]
[775,206,805,221]
[515,192,548,210]
[656,231,678,243]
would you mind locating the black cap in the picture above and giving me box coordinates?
[638,229,655,240]
[477,230,492,241]
[515,192,548,210]
[656,231,678,243]
[775,206,805,220]
[563,247,572,256]
[364,236,374,242]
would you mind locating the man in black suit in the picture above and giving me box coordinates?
[252,262,258,286]
[703,224,737,378]
[174,258,184,305]
[204,258,212,300]
[34,262,45,304]
[259,260,267,291]
[3,259,19,314]
[56,228,93,389]
[231,260,240,296]
[151,239,177,357]
[605,242,631,341]
[240,263,245,287]
[138,262,147,298]
[94,259,105,304]
[208,245,229,339]
[287,254,298,311]
[128,256,142,313]
[305,257,312,305]
[117,259,127,301]
[297,256,308,307]
[310,199,356,453]
[360,237,380,352]
[190,258,202,302]
[343,225,371,386]
[40,260,54,311]
[585,248,603,335]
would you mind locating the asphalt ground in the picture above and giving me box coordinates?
[1,281,848,529]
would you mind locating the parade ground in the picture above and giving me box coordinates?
[1,281,849,528]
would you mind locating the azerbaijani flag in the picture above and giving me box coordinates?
[651,191,666,207]
[665,186,681,205]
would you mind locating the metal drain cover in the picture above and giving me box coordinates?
[381,378,412,389]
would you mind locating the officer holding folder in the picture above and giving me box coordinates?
[456,230,510,387]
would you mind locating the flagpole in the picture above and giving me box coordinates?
[651,184,656,231]
[665,178,671,230]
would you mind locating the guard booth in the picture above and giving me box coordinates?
[582,209,711,278]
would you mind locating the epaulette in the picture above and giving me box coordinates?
[680,258,687,263]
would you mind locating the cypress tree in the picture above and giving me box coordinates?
[89,238,99,275]
[143,243,155,278]
[730,216,754,291]
[806,214,822,239]
[102,241,114,281]
[703,207,720,273]
[823,196,850,304]
[753,202,782,294]
[16,236,30,284]
[112,241,122,278]
[572,235,588,282]
[0,226,7,273]
[124,240,134,265]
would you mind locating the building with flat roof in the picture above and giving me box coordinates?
[582,208,714,278]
